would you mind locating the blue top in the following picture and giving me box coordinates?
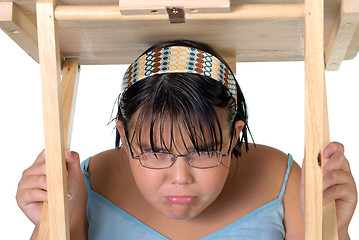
[81,154,294,240]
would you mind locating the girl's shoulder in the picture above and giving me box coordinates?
[238,144,303,237]
[243,143,302,192]
[224,143,302,217]
[85,149,120,178]
[242,143,302,203]
[238,143,297,182]
[85,148,133,196]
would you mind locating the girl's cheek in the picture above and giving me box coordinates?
[197,168,230,195]
[131,165,166,195]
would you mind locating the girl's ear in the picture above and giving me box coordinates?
[116,120,125,136]
[116,120,130,153]
[233,120,245,146]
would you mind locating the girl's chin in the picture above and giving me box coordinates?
[163,211,198,220]
[158,204,204,220]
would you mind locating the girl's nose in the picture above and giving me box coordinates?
[169,156,194,185]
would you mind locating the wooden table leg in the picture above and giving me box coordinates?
[38,58,80,239]
[304,0,338,238]
[62,58,81,150]
[36,1,80,239]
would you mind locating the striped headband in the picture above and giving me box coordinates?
[121,46,237,106]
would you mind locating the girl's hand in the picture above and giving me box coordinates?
[16,149,82,227]
[322,142,357,237]
[301,142,357,238]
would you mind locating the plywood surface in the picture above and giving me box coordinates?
[0,0,358,65]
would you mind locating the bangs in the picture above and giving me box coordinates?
[124,73,227,154]
[115,40,249,157]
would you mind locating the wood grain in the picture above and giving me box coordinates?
[325,0,359,70]
[38,59,80,240]
[0,2,38,61]
[304,0,338,238]
[61,58,80,149]
[2,0,358,66]
[119,0,231,15]
[55,4,305,20]
[37,1,70,239]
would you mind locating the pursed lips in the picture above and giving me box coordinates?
[164,196,198,204]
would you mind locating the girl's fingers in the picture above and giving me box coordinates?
[19,175,47,191]
[323,152,350,173]
[34,149,46,164]
[17,188,48,207]
[16,149,82,226]
[65,150,81,180]
[27,150,81,180]
[323,169,354,192]
[323,183,356,206]
[22,162,46,177]
[323,142,344,158]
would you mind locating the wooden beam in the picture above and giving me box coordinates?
[0,2,38,62]
[38,58,80,239]
[119,0,230,15]
[344,22,359,60]
[62,58,80,149]
[36,0,70,239]
[38,206,50,239]
[54,4,305,21]
[304,0,338,238]
[224,57,236,75]
[322,84,338,240]
[325,0,359,71]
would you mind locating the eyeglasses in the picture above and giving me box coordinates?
[124,131,234,170]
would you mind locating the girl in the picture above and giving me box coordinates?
[16,40,357,239]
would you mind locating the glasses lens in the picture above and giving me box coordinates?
[139,152,173,169]
[187,151,222,168]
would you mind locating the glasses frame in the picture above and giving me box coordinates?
[124,129,235,170]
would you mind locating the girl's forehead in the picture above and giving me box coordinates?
[126,111,231,152]
[127,107,230,135]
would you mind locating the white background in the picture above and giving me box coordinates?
[1,29,358,238]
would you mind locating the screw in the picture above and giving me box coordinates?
[172,8,179,14]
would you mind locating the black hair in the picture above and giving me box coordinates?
[113,40,251,158]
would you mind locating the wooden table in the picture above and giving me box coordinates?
[1,0,358,239]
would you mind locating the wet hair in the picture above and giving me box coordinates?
[114,40,251,158]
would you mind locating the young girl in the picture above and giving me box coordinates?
[16,40,357,239]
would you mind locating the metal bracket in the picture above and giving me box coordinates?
[166,7,185,23]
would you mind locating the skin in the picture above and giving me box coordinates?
[117,111,243,221]
[16,110,357,240]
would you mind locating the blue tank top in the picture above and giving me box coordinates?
[81,154,294,240]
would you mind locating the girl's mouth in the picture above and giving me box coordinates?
[165,196,197,204]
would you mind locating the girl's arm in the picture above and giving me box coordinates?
[69,168,89,239]
[283,160,304,239]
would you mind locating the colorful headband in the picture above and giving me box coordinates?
[121,46,237,105]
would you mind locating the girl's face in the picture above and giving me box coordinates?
[117,110,243,220]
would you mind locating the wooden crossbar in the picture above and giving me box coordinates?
[118,0,231,15]
[54,4,305,21]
